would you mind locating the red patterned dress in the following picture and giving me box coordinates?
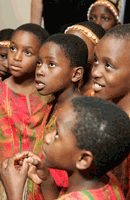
[0,81,53,198]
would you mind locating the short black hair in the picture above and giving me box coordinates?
[77,21,106,39]
[105,23,130,41]
[0,28,14,41]
[11,23,50,44]
[43,33,88,70]
[71,96,130,177]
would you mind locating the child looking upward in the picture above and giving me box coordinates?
[65,21,105,95]
[1,96,130,200]
[87,0,121,31]
[28,33,88,199]
[0,23,50,198]
[0,28,14,82]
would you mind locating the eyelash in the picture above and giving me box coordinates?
[0,54,7,59]
[10,46,32,56]
[49,62,56,68]
[105,62,113,70]
[54,132,59,139]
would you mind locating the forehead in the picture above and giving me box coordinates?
[96,36,130,65]
[0,47,8,53]
[91,5,113,16]
[57,102,76,127]
[11,30,40,44]
[39,41,69,60]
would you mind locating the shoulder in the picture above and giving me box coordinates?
[117,92,130,117]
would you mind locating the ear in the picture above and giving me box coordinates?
[76,150,93,170]
[72,66,84,83]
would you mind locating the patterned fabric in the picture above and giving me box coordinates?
[28,103,68,199]
[0,81,53,199]
[57,172,125,200]
[84,88,130,198]
[83,88,95,97]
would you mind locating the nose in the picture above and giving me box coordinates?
[45,133,52,144]
[36,63,47,77]
[14,51,22,61]
[3,59,8,69]
[45,131,56,144]
[91,63,103,79]
[95,18,102,26]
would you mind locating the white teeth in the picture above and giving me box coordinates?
[95,83,102,88]
[38,83,44,86]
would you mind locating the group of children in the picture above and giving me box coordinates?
[0,0,130,200]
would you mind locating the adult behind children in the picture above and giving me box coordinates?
[1,96,130,200]
[65,21,106,95]
[91,23,130,198]
[30,0,95,35]
[26,33,88,199]
[0,23,50,198]
[0,28,14,82]
[87,0,121,31]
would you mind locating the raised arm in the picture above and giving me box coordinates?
[30,0,44,26]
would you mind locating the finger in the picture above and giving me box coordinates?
[27,157,44,169]
[17,151,36,159]
[1,159,8,170]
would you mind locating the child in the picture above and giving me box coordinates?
[28,33,88,199]
[91,23,130,198]
[1,96,130,200]
[0,28,14,82]
[87,0,121,32]
[65,21,106,95]
[0,23,50,198]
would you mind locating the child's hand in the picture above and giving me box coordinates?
[0,155,29,200]
[17,151,51,185]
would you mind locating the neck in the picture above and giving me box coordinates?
[54,86,81,110]
[5,73,36,95]
[66,170,109,194]
[12,72,35,85]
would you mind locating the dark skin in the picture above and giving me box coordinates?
[35,41,83,121]
[89,5,120,31]
[66,29,96,95]
[0,103,109,200]
[5,30,41,116]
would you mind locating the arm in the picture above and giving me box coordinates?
[30,0,44,26]
[0,157,29,200]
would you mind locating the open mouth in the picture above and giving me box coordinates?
[35,80,45,91]
[92,82,105,92]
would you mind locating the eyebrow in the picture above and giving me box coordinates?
[10,41,34,50]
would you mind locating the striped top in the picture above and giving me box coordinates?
[57,172,125,200]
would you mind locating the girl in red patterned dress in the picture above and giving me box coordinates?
[0,23,50,198]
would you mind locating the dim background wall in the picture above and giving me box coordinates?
[0,0,31,30]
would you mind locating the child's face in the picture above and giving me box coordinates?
[0,47,9,77]
[91,36,130,101]
[89,5,116,31]
[8,31,41,77]
[66,30,95,64]
[43,103,80,170]
[35,42,74,96]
